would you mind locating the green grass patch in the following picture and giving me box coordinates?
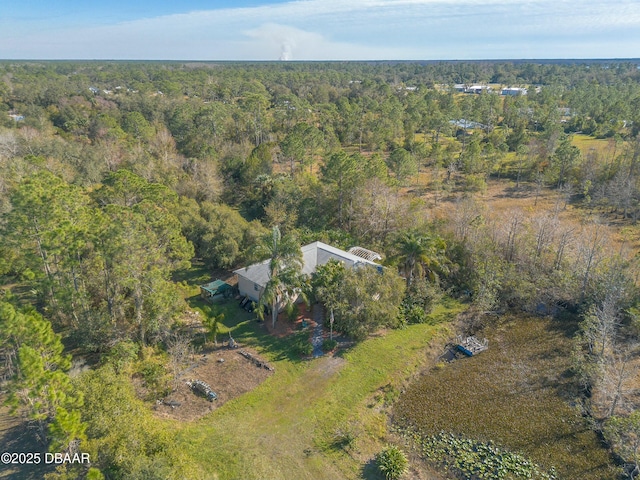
[173,259,212,294]
[426,296,467,325]
[171,298,465,480]
[493,151,521,179]
[394,315,619,479]
[571,133,618,159]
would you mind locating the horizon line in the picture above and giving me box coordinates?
[1,58,640,64]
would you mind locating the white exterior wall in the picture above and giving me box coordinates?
[237,275,262,302]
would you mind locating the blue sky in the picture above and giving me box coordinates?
[2,0,640,60]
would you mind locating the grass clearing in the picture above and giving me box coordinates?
[394,314,619,479]
[571,134,619,159]
[171,297,465,480]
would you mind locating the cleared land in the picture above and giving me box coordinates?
[171,299,465,480]
[153,345,274,422]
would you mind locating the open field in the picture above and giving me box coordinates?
[417,172,640,257]
[171,297,465,480]
[572,134,620,160]
[394,314,619,479]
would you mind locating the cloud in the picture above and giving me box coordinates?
[241,23,407,60]
[1,0,640,59]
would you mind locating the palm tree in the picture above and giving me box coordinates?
[256,226,304,328]
[260,267,305,329]
[393,230,447,288]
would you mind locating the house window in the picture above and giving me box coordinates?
[254,283,259,291]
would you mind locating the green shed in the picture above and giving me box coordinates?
[200,280,233,302]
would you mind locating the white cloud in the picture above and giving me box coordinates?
[241,23,408,60]
[1,0,640,59]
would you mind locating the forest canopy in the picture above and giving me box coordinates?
[1,60,640,478]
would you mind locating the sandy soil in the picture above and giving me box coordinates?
[153,345,274,422]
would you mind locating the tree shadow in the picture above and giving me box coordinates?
[188,296,310,364]
[332,335,357,359]
[360,458,384,480]
[241,325,310,364]
[172,260,212,285]
[493,183,537,198]
[544,310,581,338]
[0,421,54,480]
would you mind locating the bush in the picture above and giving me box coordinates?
[464,174,487,193]
[403,279,443,322]
[76,366,203,478]
[292,333,313,357]
[138,359,171,400]
[407,431,557,480]
[404,304,428,324]
[296,341,313,356]
[376,445,409,480]
[322,339,338,352]
[104,341,139,373]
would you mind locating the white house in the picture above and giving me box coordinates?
[466,85,492,94]
[234,241,381,302]
[501,87,528,96]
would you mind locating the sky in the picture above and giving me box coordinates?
[1,0,640,61]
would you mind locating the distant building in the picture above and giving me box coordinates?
[8,114,24,122]
[501,87,528,96]
[453,84,492,94]
[466,85,492,94]
[450,119,486,130]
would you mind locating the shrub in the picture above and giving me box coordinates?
[322,339,338,352]
[104,341,139,373]
[404,304,428,324]
[402,279,443,324]
[292,333,313,357]
[464,174,487,193]
[296,341,313,356]
[406,431,557,480]
[138,359,171,400]
[376,445,409,480]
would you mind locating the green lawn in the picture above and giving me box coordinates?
[571,133,618,159]
[171,297,465,480]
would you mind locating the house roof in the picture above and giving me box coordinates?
[233,258,271,288]
[234,241,379,288]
